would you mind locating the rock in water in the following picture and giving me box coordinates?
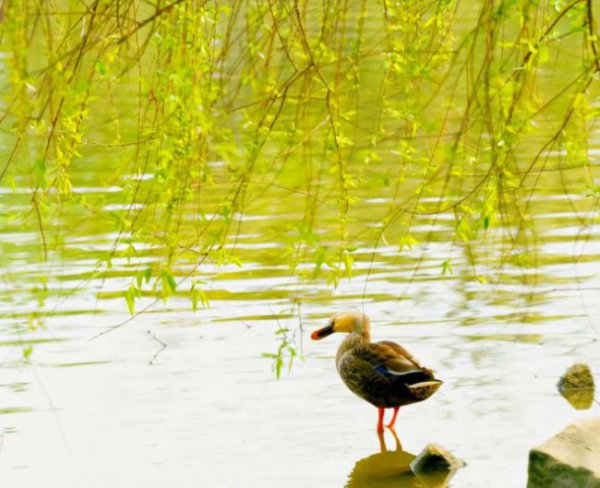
[527,418,600,488]
[410,443,464,487]
[557,363,595,410]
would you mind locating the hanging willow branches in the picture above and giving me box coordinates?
[0,0,599,314]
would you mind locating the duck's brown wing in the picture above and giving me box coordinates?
[371,341,435,376]
[337,347,399,406]
[338,343,436,407]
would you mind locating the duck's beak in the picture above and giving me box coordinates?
[311,324,335,340]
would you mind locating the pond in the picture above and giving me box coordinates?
[1,170,599,487]
[1,2,600,487]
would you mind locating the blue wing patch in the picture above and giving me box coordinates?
[373,365,432,384]
[374,365,394,376]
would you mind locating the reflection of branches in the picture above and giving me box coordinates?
[148,330,167,365]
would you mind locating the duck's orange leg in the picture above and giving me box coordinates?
[377,429,387,452]
[377,407,385,433]
[386,406,400,429]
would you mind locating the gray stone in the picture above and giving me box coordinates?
[527,418,600,488]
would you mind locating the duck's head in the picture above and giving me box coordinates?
[311,312,371,340]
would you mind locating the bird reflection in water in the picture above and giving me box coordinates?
[346,429,454,488]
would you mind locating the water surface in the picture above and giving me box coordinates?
[1,3,600,487]
[1,182,600,487]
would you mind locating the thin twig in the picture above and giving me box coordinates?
[147,330,167,365]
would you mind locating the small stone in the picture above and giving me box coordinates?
[558,363,595,390]
[557,363,595,410]
[410,443,465,472]
[410,443,464,487]
[527,418,600,488]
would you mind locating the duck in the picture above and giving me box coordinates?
[311,312,442,432]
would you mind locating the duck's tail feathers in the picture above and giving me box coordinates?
[374,367,432,384]
[408,379,443,400]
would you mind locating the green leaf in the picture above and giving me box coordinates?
[287,347,297,372]
[191,283,208,311]
[125,285,135,315]
[275,353,283,379]
[399,233,419,250]
[95,60,108,76]
[192,288,198,312]
[162,271,177,294]
[23,345,33,360]
[136,267,151,288]
[34,159,47,188]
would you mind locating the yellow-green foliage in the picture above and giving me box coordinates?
[0,0,599,314]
